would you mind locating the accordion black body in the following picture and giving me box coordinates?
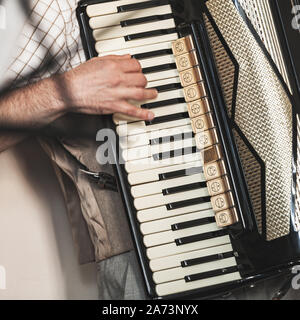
[77,0,300,299]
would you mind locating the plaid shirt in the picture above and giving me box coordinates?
[5,0,85,86]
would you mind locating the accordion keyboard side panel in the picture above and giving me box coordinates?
[204,16,263,234]
[232,129,263,234]
[206,0,294,241]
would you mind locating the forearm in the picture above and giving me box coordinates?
[0,75,67,130]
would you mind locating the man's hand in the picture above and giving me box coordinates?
[59,55,157,121]
[0,55,158,151]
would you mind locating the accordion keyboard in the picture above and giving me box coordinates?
[86,0,241,296]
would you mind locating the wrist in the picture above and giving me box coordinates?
[47,73,70,113]
[54,69,81,113]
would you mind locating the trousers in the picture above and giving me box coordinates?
[96,251,300,300]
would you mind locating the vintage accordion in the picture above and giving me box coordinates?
[77,0,300,299]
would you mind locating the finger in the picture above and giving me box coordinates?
[118,58,142,73]
[120,73,148,87]
[113,87,158,101]
[99,54,131,60]
[108,101,155,121]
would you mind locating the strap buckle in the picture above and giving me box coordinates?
[80,169,118,192]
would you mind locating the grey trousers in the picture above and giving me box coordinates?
[97,251,300,300]
[97,251,147,300]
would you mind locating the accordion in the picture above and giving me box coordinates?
[77,0,300,299]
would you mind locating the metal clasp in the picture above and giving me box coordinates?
[80,169,118,192]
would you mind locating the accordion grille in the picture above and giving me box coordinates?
[206,0,293,240]
[238,0,300,233]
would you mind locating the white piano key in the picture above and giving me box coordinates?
[138,205,213,224]
[147,235,231,260]
[155,272,241,297]
[119,133,149,150]
[142,88,184,106]
[125,151,201,173]
[93,19,176,41]
[153,257,238,284]
[149,244,234,272]
[113,90,185,125]
[113,113,140,124]
[114,100,186,125]
[128,159,202,185]
[128,88,185,110]
[87,0,150,17]
[96,33,178,53]
[147,76,181,89]
[135,187,209,211]
[117,120,146,137]
[89,5,172,28]
[114,101,186,126]
[142,124,193,143]
[140,209,214,235]
[146,68,179,82]
[98,41,173,57]
[123,126,192,161]
[132,172,204,198]
[117,117,191,137]
[140,54,175,69]
[144,222,219,247]
[120,124,192,151]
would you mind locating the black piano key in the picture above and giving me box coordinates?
[120,13,173,27]
[146,112,189,125]
[118,0,170,13]
[142,63,176,74]
[175,229,228,246]
[132,48,173,60]
[150,138,162,145]
[142,97,185,110]
[181,251,235,268]
[159,166,203,181]
[125,28,177,41]
[167,196,211,211]
[172,217,215,231]
[163,181,207,196]
[151,82,182,93]
[150,131,193,145]
[153,146,197,161]
[184,266,239,283]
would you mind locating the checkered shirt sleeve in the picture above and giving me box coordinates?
[3,0,86,88]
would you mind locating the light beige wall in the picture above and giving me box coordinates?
[0,0,24,78]
[0,139,98,300]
